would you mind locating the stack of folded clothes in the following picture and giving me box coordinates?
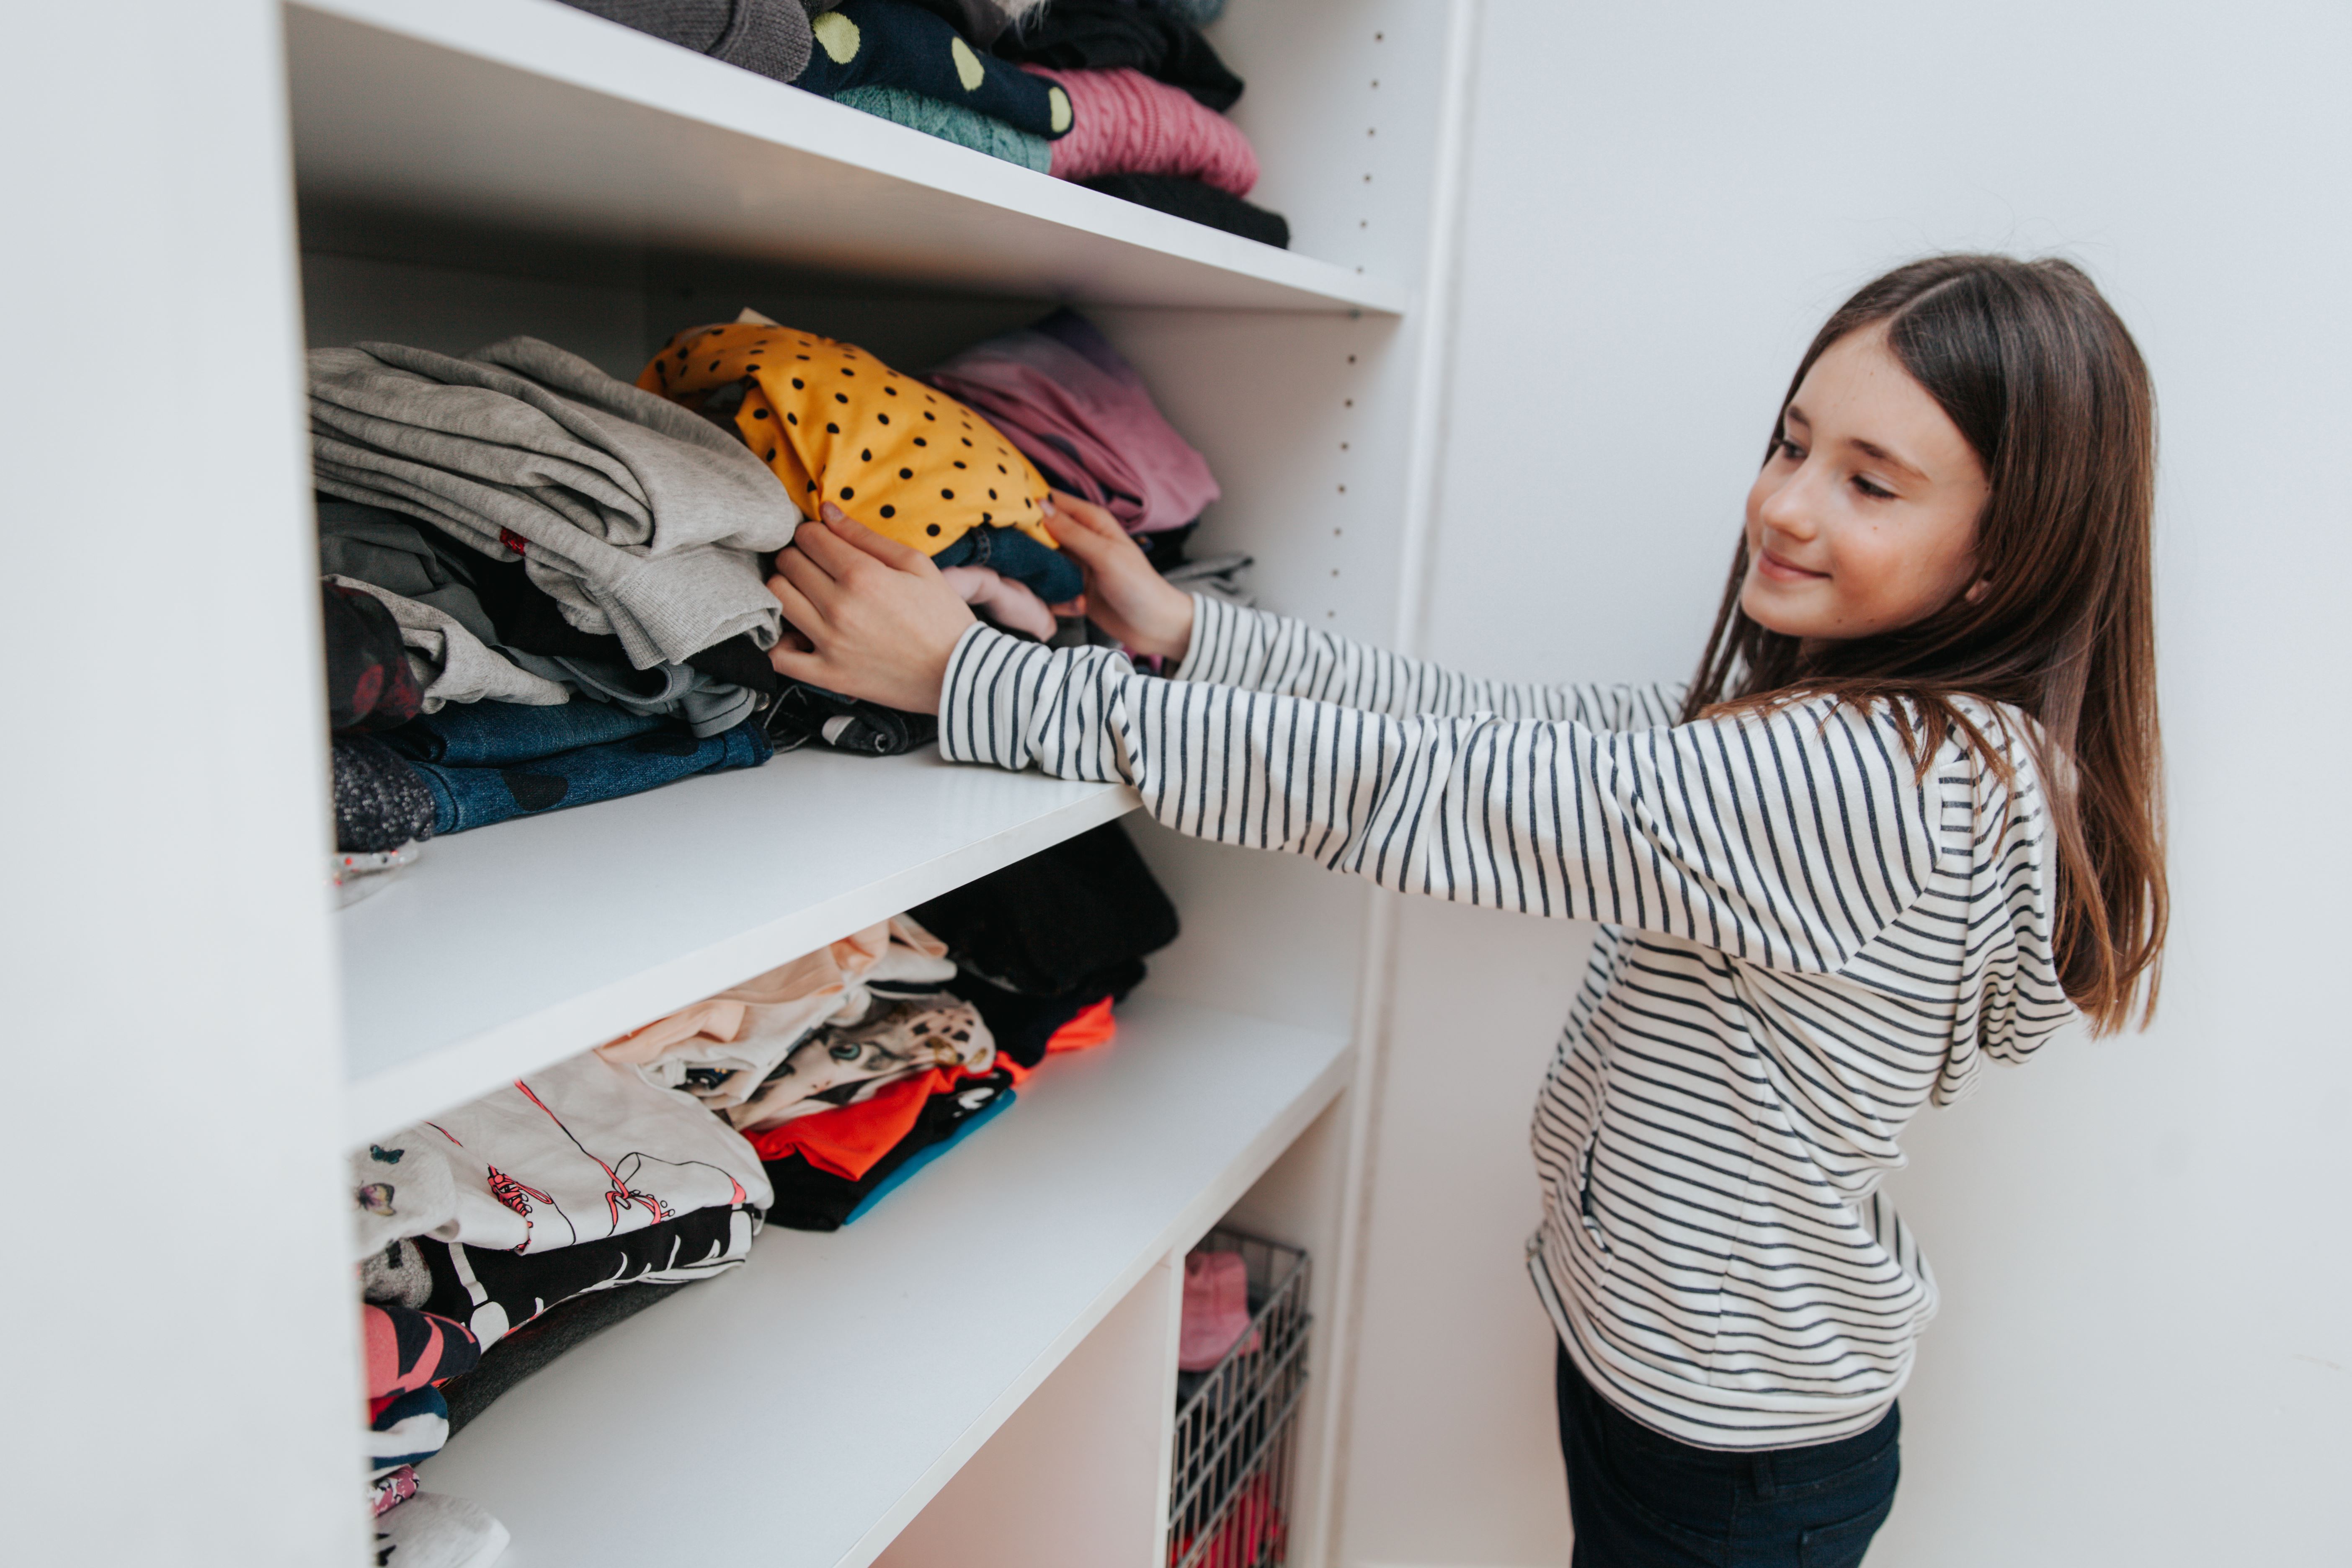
[348,1053,774,1560]
[343,821,1181,1547]
[591,820,1179,1231]
[796,0,1288,245]
[551,1,1280,242]
[314,306,1233,899]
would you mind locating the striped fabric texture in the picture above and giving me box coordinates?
[942,596,2076,1448]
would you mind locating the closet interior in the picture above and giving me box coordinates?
[284,0,1473,1561]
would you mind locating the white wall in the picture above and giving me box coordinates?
[1339,1,2352,1563]
[0,2,366,1563]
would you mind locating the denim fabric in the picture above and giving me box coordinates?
[407,717,771,835]
[379,698,664,767]
[1555,1349,1899,1568]
[930,524,1083,605]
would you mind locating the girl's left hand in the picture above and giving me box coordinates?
[765,504,977,715]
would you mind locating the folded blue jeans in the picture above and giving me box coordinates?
[405,717,771,835]
[379,698,665,767]
[930,524,1083,605]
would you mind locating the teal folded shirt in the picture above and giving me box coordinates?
[837,85,1050,171]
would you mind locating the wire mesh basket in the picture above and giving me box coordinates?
[1167,1228,1311,1568]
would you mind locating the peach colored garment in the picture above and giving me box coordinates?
[597,916,953,1109]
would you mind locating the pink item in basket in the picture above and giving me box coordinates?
[1179,1249,1261,1372]
[1023,66,1260,196]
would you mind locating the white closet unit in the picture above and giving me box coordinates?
[4,0,1478,1563]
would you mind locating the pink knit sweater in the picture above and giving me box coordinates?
[1021,66,1259,197]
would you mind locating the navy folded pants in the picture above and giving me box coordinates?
[1555,1349,1899,1568]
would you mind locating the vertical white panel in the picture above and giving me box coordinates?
[875,1257,1179,1568]
[1348,1,2352,1565]
[0,1,362,1564]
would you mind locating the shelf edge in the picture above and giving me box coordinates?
[834,1019,1355,1568]
[285,0,1411,316]
[343,784,1140,1141]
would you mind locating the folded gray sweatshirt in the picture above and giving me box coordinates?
[309,337,797,669]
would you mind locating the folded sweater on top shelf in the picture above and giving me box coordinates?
[992,0,1243,111]
[556,0,815,83]
[1025,65,1258,195]
[799,0,1073,136]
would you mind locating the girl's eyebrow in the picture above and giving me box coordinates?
[1847,437,1929,484]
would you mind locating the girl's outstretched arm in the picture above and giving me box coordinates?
[943,620,1963,975]
[1045,493,1680,730]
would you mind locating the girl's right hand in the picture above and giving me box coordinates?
[1039,490,1196,662]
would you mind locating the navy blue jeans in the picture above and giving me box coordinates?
[1556,1349,1898,1568]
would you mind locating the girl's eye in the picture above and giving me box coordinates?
[1852,475,1896,500]
[1776,437,1804,462]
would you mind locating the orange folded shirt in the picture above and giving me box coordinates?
[637,319,1058,561]
[752,999,1123,1178]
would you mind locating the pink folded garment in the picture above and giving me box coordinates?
[1023,65,1259,197]
[1178,1249,1261,1372]
[941,565,1060,640]
[927,309,1220,535]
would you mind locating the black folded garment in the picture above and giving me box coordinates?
[763,678,939,756]
[951,957,1145,1067]
[461,550,782,696]
[415,1204,756,1346]
[332,735,437,853]
[913,821,1178,994]
[440,1279,693,1437]
[994,0,1243,110]
[1081,174,1289,249]
[763,1068,1015,1230]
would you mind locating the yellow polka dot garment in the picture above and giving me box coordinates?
[638,321,1058,559]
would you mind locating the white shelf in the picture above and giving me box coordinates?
[342,748,1136,1141]
[420,993,1352,1568]
[284,0,1408,315]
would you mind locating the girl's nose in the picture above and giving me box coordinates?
[1756,471,1820,541]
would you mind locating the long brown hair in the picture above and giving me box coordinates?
[1683,254,2166,1033]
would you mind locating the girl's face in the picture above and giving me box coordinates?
[1742,325,1990,644]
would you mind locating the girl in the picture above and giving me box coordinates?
[761,254,2167,1567]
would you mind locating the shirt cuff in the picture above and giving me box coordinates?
[938,621,1042,769]
[1170,593,1248,685]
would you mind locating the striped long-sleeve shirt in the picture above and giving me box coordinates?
[941,595,2076,1449]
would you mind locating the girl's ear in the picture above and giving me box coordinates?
[1964,575,1993,605]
